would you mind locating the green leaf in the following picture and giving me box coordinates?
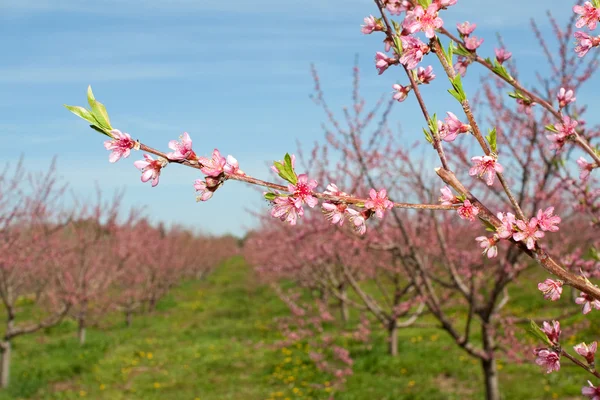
[448,75,466,103]
[453,42,472,58]
[422,128,433,144]
[544,124,558,133]
[86,86,112,131]
[89,125,113,137]
[416,0,430,7]
[264,192,277,201]
[490,60,513,82]
[64,105,96,125]
[527,320,553,347]
[283,153,298,185]
[486,128,497,153]
[482,219,497,232]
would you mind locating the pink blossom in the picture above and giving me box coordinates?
[547,116,578,150]
[392,84,411,102]
[557,88,576,108]
[574,2,600,30]
[434,0,457,8]
[375,52,393,75]
[538,279,563,301]
[365,188,393,219]
[383,37,394,52]
[166,132,195,161]
[271,196,303,226]
[416,65,436,84]
[582,380,600,399]
[385,0,410,15]
[288,174,318,208]
[496,212,516,239]
[198,149,226,177]
[577,157,595,181]
[361,15,383,34]
[469,155,503,186]
[104,129,136,163]
[457,21,476,36]
[574,341,597,364]
[475,235,498,258]
[457,199,479,221]
[534,349,560,373]
[464,36,484,51]
[399,35,430,69]
[442,111,471,142]
[324,183,348,197]
[438,186,456,205]
[403,4,444,39]
[133,154,166,187]
[194,179,214,201]
[513,218,544,250]
[540,320,561,345]
[536,207,561,232]
[322,202,346,226]
[454,56,470,77]
[223,155,244,176]
[345,208,367,235]
[516,98,535,116]
[576,292,600,314]
[495,48,512,64]
[575,31,600,57]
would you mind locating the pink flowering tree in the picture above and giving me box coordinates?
[0,160,73,388]
[64,1,600,398]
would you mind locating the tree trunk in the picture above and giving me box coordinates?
[125,309,132,327]
[338,283,349,323]
[481,323,500,400]
[0,341,11,388]
[388,319,398,356]
[78,318,86,346]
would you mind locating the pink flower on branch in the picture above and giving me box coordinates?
[133,154,166,187]
[574,2,600,30]
[434,0,457,8]
[416,65,436,84]
[399,35,430,69]
[576,292,600,314]
[365,188,393,219]
[464,36,484,51]
[454,56,470,77]
[104,129,136,163]
[288,174,318,208]
[403,4,444,39]
[375,52,394,75]
[457,199,479,221]
[513,218,544,250]
[475,235,498,258]
[574,341,597,365]
[536,207,561,232]
[392,84,411,102]
[194,179,216,202]
[322,202,346,226]
[457,21,476,36]
[469,155,503,186]
[198,149,227,177]
[271,196,303,226]
[574,31,600,57]
[223,155,245,176]
[577,157,595,181]
[166,132,196,161]
[442,111,471,142]
[496,212,516,239]
[385,0,410,15]
[534,349,560,373]
[324,183,348,197]
[540,320,561,345]
[547,116,578,150]
[557,87,576,108]
[495,48,512,64]
[361,15,384,34]
[346,208,367,235]
[582,380,600,399]
[438,186,457,205]
[538,279,563,301]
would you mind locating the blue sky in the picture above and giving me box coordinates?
[0,1,588,236]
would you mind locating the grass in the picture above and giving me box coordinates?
[0,256,594,399]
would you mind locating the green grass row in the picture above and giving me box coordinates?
[0,256,595,399]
